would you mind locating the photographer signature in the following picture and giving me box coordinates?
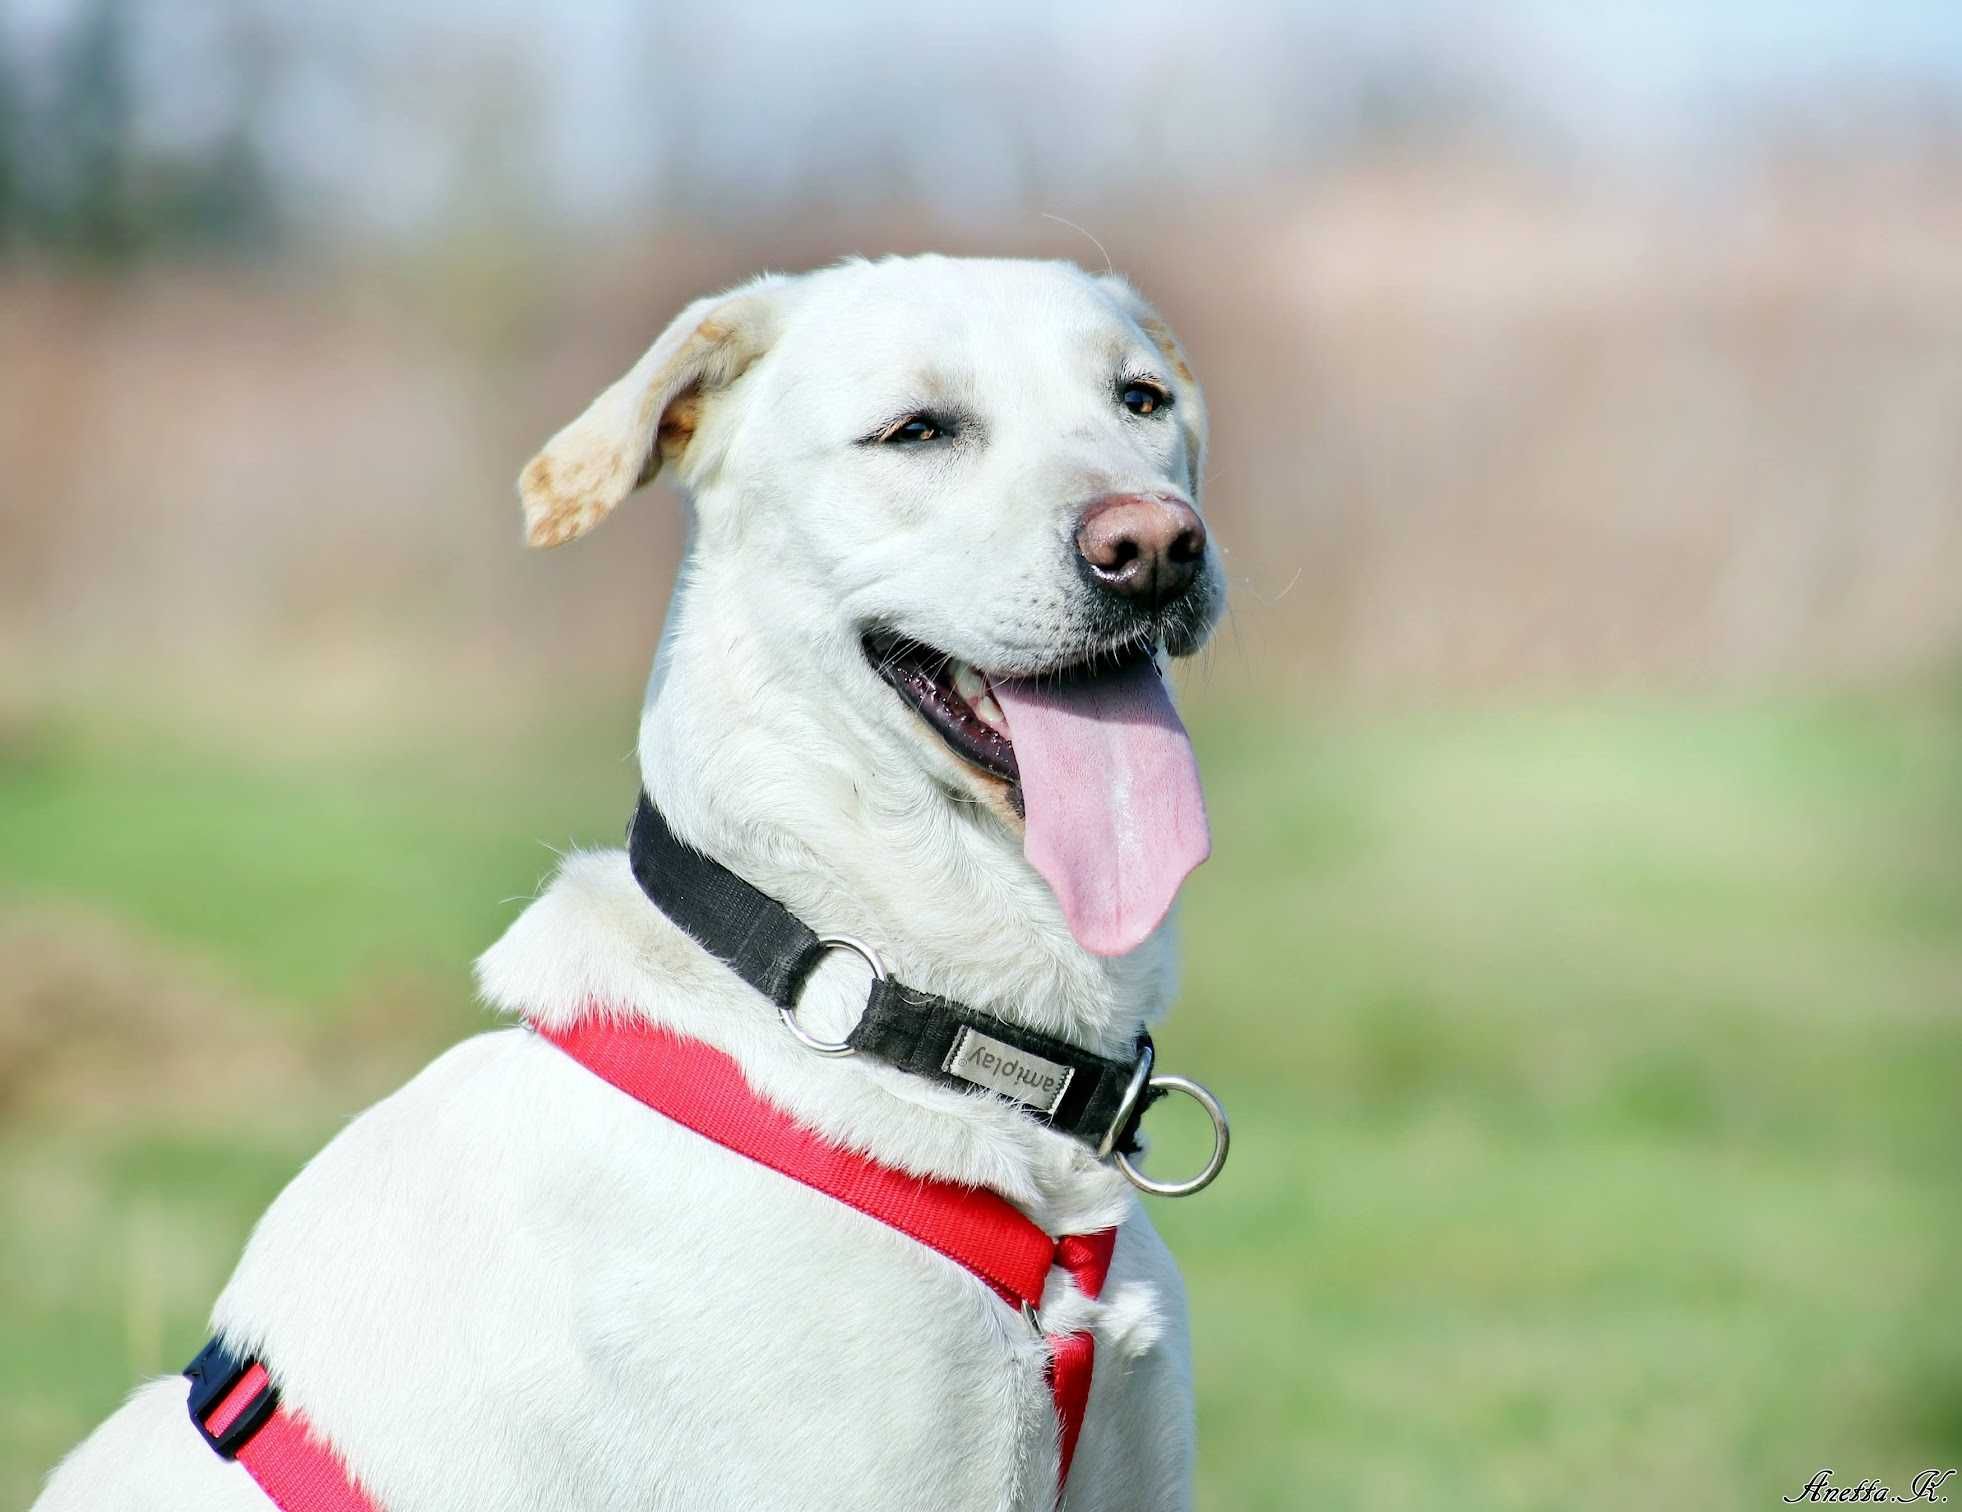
[1786,1469,1956,1504]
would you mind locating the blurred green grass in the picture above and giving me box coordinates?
[3,686,1959,1508]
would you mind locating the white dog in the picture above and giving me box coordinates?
[36,254,1227,1512]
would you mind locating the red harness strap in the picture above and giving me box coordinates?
[187,1015,1116,1510]
[543,1014,1058,1307]
[1045,1229,1118,1487]
[194,1363,379,1512]
[542,1014,1118,1503]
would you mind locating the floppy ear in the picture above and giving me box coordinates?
[517,276,786,549]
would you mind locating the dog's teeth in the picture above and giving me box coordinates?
[973,689,1007,733]
[950,660,1009,737]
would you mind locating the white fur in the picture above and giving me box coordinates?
[35,255,1218,1511]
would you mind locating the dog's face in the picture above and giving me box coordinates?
[743,257,1219,668]
[521,256,1222,956]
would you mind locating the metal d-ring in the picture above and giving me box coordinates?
[778,934,886,1058]
[1096,1040,1156,1160]
[1114,1074,1231,1198]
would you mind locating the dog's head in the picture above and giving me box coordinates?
[519,256,1223,958]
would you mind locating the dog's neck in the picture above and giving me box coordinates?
[635,550,1176,1059]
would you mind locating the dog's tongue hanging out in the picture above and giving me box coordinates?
[991,660,1210,956]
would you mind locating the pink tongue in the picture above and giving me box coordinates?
[992,660,1210,956]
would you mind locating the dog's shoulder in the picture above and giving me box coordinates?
[475,846,729,1029]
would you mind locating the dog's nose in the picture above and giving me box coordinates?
[1074,494,1208,609]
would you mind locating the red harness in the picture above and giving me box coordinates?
[189,1015,1117,1509]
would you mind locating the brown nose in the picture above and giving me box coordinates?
[1074,494,1208,609]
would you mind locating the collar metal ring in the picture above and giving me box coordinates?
[779,934,885,1058]
[1114,1074,1230,1197]
[1096,1039,1156,1160]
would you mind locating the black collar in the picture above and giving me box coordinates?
[625,793,1160,1156]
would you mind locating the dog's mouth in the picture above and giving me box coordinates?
[861,630,1210,957]
[863,633,1026,789]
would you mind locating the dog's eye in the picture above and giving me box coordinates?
[877,413,948,445]
[1121,382,1171,417]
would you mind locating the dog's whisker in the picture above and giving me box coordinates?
[1038,211,1114,275]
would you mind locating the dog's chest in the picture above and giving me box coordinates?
[217,1030,1181,1512]
[562,1126,1056,1505]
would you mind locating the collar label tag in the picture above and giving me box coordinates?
[943,1027,1075,1115]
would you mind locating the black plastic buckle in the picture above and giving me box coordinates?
[184,1336,278,1460]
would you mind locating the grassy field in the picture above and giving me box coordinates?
[3,683,1959,1508]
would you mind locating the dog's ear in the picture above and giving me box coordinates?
[518,276,787,549]
[1095,274,1208,490]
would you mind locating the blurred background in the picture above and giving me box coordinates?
[3,1,1960,1506]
